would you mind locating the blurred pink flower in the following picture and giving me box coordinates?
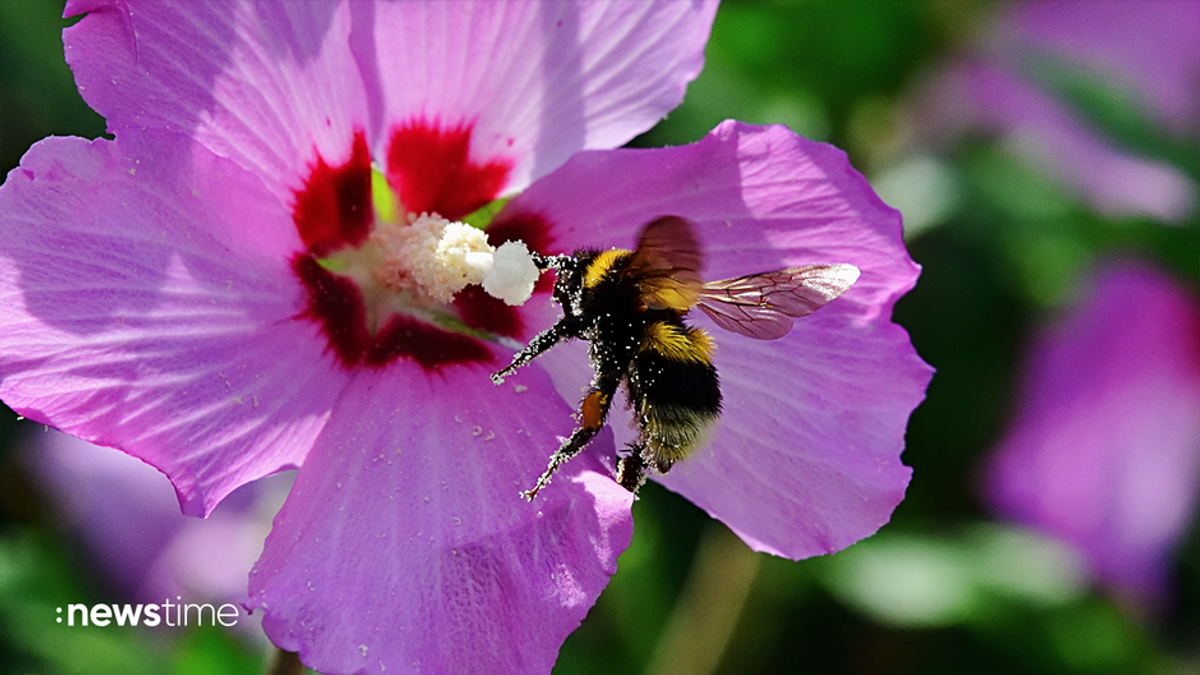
[913,0,1199,222]
[27,429,289,624]
[983,260,1200,612]
[1012,0,1200,135]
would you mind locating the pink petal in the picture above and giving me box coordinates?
[0,132,339,516]
[495,121,932,558]
[983,260,1200,611]
[669,313,926,558]
[63,0,370,201]
[63,0,716,202]
[248,363,633,675]
[362,0,718,194]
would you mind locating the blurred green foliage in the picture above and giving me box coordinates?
[1,1,1197,674]
[0,0,105,172]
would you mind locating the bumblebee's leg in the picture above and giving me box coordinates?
[492,319,570,384]
[521,424,600,500]
[522,371,620,500]
[654,456,678,474]
[615,444,651,493]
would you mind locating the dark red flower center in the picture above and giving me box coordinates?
[289,121,546,372]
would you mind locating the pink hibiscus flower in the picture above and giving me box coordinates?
[0,1,929,672]
[983,260,1200,613]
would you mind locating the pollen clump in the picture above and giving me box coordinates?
[404,214,486,302]
[484,240,539,306]
[377,212,537,306]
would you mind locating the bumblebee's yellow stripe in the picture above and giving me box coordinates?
[583,249,630,288]
[640,322,715,363]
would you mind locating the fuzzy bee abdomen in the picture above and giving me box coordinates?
[627,321,722,469]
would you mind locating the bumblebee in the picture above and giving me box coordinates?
[493,216,859,499]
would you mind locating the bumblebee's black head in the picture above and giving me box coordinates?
[533,251,592,317]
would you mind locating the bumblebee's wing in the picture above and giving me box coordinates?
[625,216,704,312]
[698,263,860,339]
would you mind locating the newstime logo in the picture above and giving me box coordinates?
[56,598,241,627]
